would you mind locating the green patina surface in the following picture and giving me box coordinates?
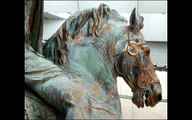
[25,0,162,119]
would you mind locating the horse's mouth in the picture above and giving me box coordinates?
[144,92,152,107]
[135,92,149,108]
[132,90,145,108]
[132,89,158,108]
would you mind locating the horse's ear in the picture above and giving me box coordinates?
[129,8,144,30]
[129,8,137,27]
[137,16,144,30]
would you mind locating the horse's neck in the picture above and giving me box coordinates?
[64,17,126,79]
[65,37,117,86]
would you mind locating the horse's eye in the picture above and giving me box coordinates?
[135,39,140,43]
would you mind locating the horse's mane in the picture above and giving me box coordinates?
[43,3,127,65]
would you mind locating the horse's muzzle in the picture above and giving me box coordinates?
[157,93,162,101]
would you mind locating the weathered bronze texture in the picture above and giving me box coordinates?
[25,1,162,119]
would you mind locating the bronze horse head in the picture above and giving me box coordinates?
[113,8,162,108]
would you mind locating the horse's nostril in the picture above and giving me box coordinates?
[157,93,162,101]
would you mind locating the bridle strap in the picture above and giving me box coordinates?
[114,59,137,91]
[113,31,151,91]
[113,31,147,57]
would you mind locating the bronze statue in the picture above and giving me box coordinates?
[25,1,162,119]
